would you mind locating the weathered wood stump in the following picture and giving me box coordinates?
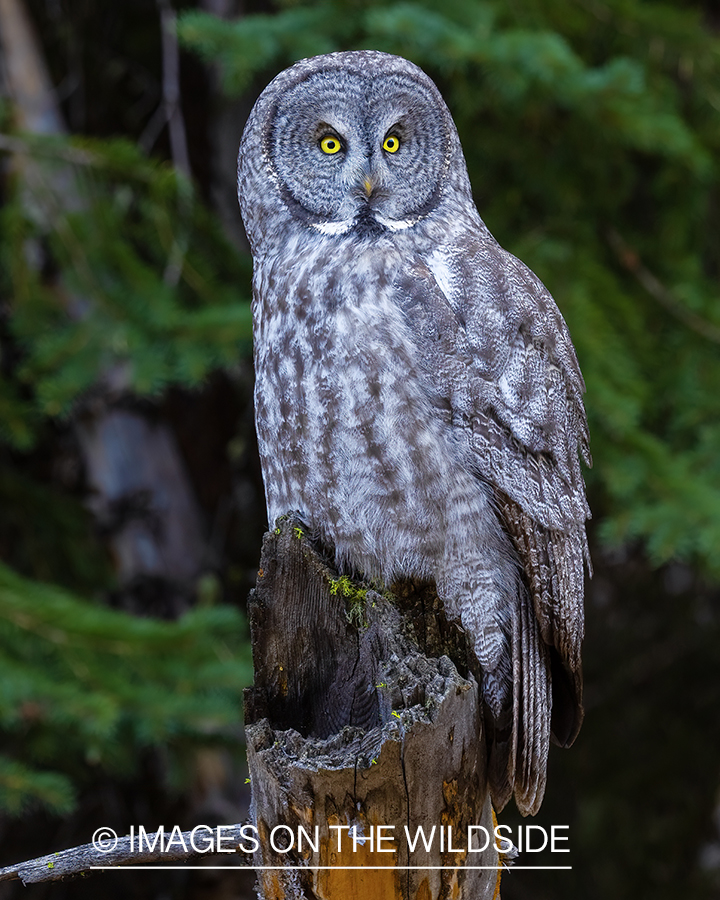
[244,517,501,900]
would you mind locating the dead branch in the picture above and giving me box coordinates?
[607,228,720,345]
[0,826,252,885]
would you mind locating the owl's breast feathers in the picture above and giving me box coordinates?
[251,237,464,580]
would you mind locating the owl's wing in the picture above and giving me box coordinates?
[449,239,590,746]
[398,236,590,811]
[425,240,591,532]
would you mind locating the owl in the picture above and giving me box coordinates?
[237,50,590,816]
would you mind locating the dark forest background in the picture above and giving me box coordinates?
[0,0,719,897]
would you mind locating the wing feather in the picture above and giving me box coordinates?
[498,493,585,748]
[448,243,591,531]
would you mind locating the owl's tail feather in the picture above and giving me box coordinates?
[514,584,550,815]
[484,584,550,817]
[446,571,516,814]
[440,509,552,817]
[484,603,520,813]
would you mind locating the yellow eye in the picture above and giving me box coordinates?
[320,135,342,155]
[383,134,400,153]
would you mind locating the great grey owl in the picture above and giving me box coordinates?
[237,50,590,816]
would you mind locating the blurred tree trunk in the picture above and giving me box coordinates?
[195,0,247,253]
[0,0,206,616]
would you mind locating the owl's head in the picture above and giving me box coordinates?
[238,51,472,250]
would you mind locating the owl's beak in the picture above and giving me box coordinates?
[356,157,383,204]
[359,160,378,199]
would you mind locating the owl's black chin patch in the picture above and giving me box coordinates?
[352,205,386,238]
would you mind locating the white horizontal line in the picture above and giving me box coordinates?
[90,865,571,871]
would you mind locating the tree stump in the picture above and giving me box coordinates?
[244,516,501,900]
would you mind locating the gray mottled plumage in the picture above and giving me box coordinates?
[237,50,590,816]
